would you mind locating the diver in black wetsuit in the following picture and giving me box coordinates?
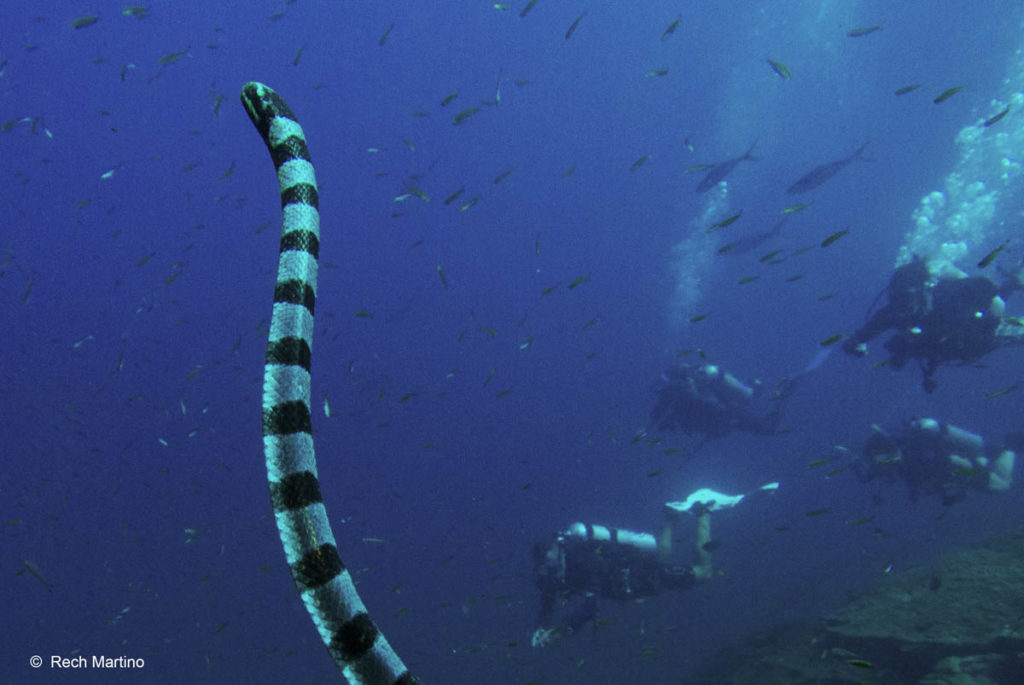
[649,361,796,439]
[843,255,1024,392]
[854,418,1017,506]
[530,483,779,647]
[532,516,699,645]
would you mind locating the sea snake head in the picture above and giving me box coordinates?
[241,81,296,138]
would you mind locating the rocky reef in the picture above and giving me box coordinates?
[691,531,1024,684]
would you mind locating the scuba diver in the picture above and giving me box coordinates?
[854,417,1017,506]
[530,483,779,647]
[649,361,797,439]
[842,254,1024,392]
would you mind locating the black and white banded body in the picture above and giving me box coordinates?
[241,82,414,685]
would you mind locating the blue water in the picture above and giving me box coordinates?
[3,1,1023,683]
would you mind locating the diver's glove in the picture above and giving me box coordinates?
[530,626,557,648]
[842,339,868,357]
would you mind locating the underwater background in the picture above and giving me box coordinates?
[3,1,1024,682]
